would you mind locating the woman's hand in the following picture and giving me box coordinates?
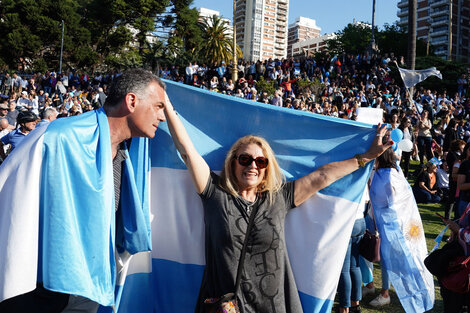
[445,219,461,234]
[362,123,394,163]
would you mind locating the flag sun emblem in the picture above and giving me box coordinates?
[404,220,423,243]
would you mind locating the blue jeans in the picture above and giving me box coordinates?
[457,200,469,219]
[413,186,441,203]
[380,260,390,290]
[417,136,433,164]
[338,218,366,307]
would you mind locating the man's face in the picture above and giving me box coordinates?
[22,121,36,132]
[128,82,166,138]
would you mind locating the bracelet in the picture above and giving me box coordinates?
[354,154,366,168]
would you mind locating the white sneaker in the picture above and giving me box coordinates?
[369,294,390,307]
[362,286,375,297]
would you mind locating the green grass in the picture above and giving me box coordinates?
[333,161,446,312]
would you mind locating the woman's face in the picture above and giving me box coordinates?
[234,143,267,191]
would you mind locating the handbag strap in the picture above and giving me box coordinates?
[368,202,379,234]
[234,201,260,295]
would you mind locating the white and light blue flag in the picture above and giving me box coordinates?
[0,109,151,308]
[397,66,442,89]
[370,168,434,313]
[116,80,378,312]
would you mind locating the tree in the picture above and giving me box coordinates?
[408,0,417,70]
[326,23,371,55]
[198,15,242,65]
[376,23,428,59]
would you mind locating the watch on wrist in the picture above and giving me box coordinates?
[354,154,366,168]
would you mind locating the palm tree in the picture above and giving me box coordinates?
[407,0,417,70]
[199,15,242,64]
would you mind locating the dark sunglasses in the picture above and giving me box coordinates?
[236,154,269,169]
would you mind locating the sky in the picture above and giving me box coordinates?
[192,0,399,35]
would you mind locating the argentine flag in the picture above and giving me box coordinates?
[115,80,379,312]
[0,109,151,308]
[370,168,434,313]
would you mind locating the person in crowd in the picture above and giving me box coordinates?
[443,119,459,152]
[0,110,38,159]
[163,91,392,313]
[37,107,58,127]
[369,132,433,310]
[337,201,366,313]
[416,110,434,165]
[0,69,167,313]
[446,139,466,218]
[398,117,415,178]
[439,203,470,312]
[456,142,470,218]
[413,159,442,204]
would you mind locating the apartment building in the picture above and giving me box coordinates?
[291,33,337,57]
[198,7,233,37]
[235,0,289,61]
[287,17,322,58]
[397,0,470,62]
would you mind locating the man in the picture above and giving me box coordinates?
[96,87,107,108]
[0,111,37,159]
[37,107,58,127]
[0,102,8,118]
[0,69,166,313]
[1,73,11,96]
[17,90,31,110]
[5,101,18,126]
[0,118,12,163]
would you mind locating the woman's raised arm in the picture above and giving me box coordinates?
[164,94,210,194]
[293,124,392,206]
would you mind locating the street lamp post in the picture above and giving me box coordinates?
[59,20,64,74]
[232,0,238,83]
[369,0,378,53]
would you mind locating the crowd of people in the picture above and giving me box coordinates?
[0,51,470,313]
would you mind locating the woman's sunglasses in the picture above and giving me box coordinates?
[236,154,269,169]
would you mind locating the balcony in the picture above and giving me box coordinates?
[430,9,449,18]
[432,18,448,27]
[278,3,288,10]
[398,18,408,26]
[430,29,448,37]
[397,9,409,18]
[277,15,286,22]
[430,0,449,8]
[397,0,408,9]
[432,36,448,45]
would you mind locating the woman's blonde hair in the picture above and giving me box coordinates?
[220,135,285,203]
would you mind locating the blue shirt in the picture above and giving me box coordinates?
[1,129,26,151]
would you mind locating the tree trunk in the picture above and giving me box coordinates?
[407,0,417,70]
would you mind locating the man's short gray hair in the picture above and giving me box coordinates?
[43,107,58,120]
[104,69,166,108]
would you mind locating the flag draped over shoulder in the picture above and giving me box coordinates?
[116,80,378,313]
[370,168,434,313]
[0,109,151,307]
[397,66,442,89]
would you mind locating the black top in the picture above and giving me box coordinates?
[196,172,302,313]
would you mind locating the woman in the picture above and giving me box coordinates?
[337,201,366,312]
[369,135,434,311]
[457,142,470,218]
[398,118,415,178]
[413,161,442,204]
[163,95,391,313]
[416,110,433,165]
[447,140,466,219]
[440,205,470,312]
[443,119,458,152]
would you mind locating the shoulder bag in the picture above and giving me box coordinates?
[203,203,259,313]
[359,202,381,262]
